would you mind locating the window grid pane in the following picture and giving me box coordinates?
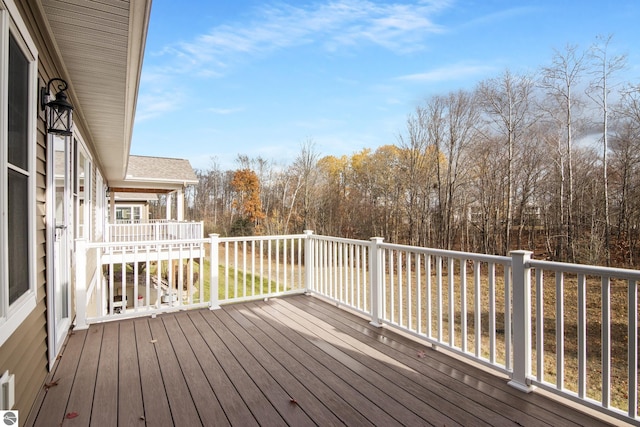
[8,169,29,304]
[8,33,29,171]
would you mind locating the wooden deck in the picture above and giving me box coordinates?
[26,295,615,426]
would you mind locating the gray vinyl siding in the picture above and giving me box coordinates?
[0,1,63,423]
[0,90,49,425]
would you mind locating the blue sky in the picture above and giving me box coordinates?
[130,0,640,171]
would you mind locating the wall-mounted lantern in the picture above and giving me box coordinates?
[40,78,74,136]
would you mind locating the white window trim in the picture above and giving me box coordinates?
[75,136,92,241]
[95,171,105,239]
[0,0,39,347]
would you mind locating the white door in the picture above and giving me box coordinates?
[47,134,73,368]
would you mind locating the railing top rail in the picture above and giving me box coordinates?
[528,259,640,281]
[379,241,512,264]
[309,234,372,246]
[218,234,308,243]
[85,237,208,249]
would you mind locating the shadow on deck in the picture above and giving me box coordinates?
[26,295,615,426]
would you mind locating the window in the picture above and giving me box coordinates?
[115,205,142,223]
[0,1,38,346]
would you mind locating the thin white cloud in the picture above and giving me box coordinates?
[159,0,452,76]
[397,63,496,83]
[134,92,186,122]
[208,107,245,115]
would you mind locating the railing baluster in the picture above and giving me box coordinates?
[426,255,432,339]
[556,272,564,390]
[535,268,544,383]
[406,251,411,330]
[601,276,610,408]
[278,239,287,291]
[390,250,395,324]
[474,261,481,358]
[504,265,512,371]
[577,273,586,398]
[448,257,455,347]
[356,245,361,309]
[251,240,256,297]
[243,239,248,297]
[259,239,264,296]
[234,241,239,299]
[489,262,495,364]
[460,258,467,352]
[398,251,403,327]
[225,241,230,300]
[628,279,638,419]
[133,246,139,311]
[350,244,355,307]
[436,256,443,342]
[416,253,422,335]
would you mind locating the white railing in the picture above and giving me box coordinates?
[105,220,204,242]
[527,257,640,423]
[74,232,640,425]
[75,233,308,325]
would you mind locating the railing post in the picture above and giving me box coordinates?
[75,239,89,330]
[508,250,534,393]
[209,234,221,310]
[303,230,314,295]
[369,237,384,327]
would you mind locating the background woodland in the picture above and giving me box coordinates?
[152,38,640,267]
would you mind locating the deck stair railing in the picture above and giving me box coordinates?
[75,231,640,425]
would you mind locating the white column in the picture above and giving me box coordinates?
[177,188,184,221]
[166,192,173,220]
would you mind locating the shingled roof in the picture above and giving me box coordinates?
[125,155,198,182]
[108,155,198,194]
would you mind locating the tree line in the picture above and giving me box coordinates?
[157,36,640,267]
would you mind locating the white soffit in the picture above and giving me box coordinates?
[40,0,151,181]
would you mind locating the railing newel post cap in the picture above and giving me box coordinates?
[370,237,384,242]
[303,230,314,235]
[509,250,533,256]
[510,250,533,263]
[208,233,220,238]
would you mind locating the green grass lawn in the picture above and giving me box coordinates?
[194,258,280,302]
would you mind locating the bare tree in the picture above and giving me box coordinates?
[398,106,437,246]
[586,34,627,265]
[477,70,537,254]
[540,44,586,261]
[429,90,478,250]
[290,139,320,232]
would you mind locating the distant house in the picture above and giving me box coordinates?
[109,155,199,222]
[0,0,153,417]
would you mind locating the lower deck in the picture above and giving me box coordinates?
[26,295,615,426]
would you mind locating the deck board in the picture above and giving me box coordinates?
[260,299,471,426]
[287,296,570,426]
[26,295,618,427]
[115,320,145,427]
[29,328,87,427]
[91,322,118,427]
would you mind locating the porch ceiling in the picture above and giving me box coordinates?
[39,0,152,181]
